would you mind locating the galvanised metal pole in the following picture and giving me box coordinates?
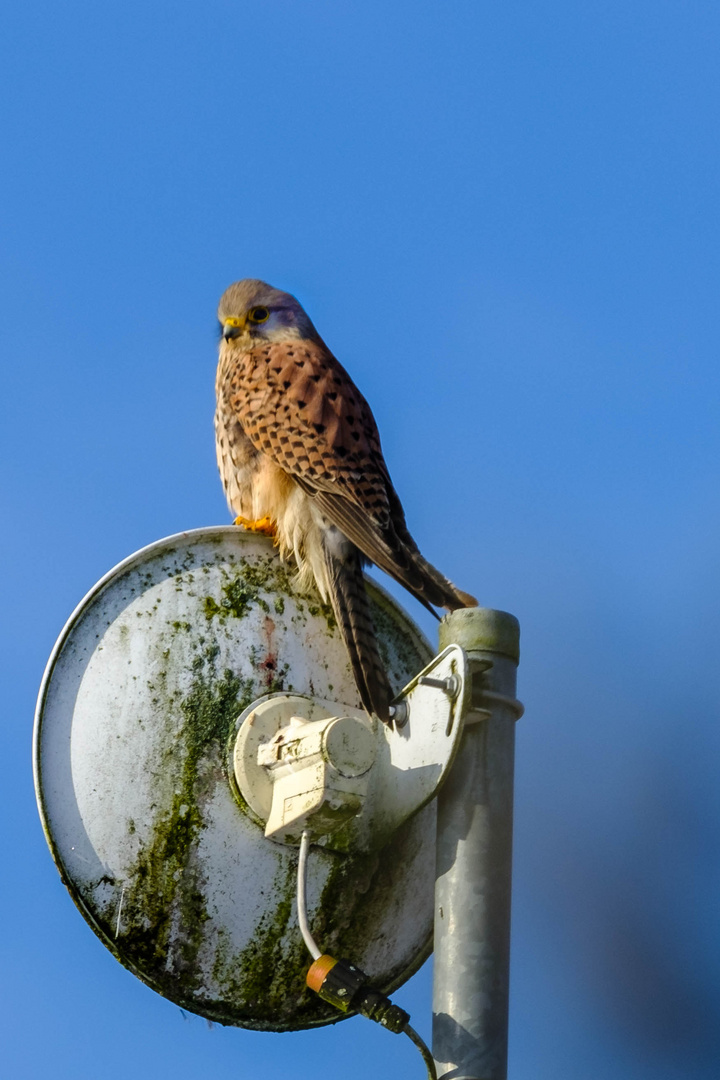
[433,608,521,1080]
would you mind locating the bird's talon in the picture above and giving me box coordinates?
[234,515,277,538]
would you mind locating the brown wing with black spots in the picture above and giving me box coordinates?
[223,340,394,527]
[220,337,475,613]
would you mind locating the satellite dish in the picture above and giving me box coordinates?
[33,526,436,1030]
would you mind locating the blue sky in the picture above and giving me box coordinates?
[2,3,720,1077]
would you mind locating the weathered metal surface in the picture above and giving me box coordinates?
[34,526,433,1030]
[432,609,520,1080]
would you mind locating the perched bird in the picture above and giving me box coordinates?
[215,279,477,722]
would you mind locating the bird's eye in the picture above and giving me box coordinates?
[248,306,270,323]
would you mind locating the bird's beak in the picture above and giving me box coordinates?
[222,317,245,340]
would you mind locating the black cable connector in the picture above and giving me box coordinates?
[306,955,436,1078]
[307,955,409,1031]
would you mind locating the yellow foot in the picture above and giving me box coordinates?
[234,514,277,538]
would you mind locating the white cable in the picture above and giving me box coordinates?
[297,830,322,960]
[298,832,435,1077]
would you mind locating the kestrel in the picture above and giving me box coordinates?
[214,280,477,722]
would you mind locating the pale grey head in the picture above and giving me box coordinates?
[218,279,319,346]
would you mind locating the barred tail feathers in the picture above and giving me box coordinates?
[321,537,393,724]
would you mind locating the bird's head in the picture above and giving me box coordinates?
[217,279,318,348]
